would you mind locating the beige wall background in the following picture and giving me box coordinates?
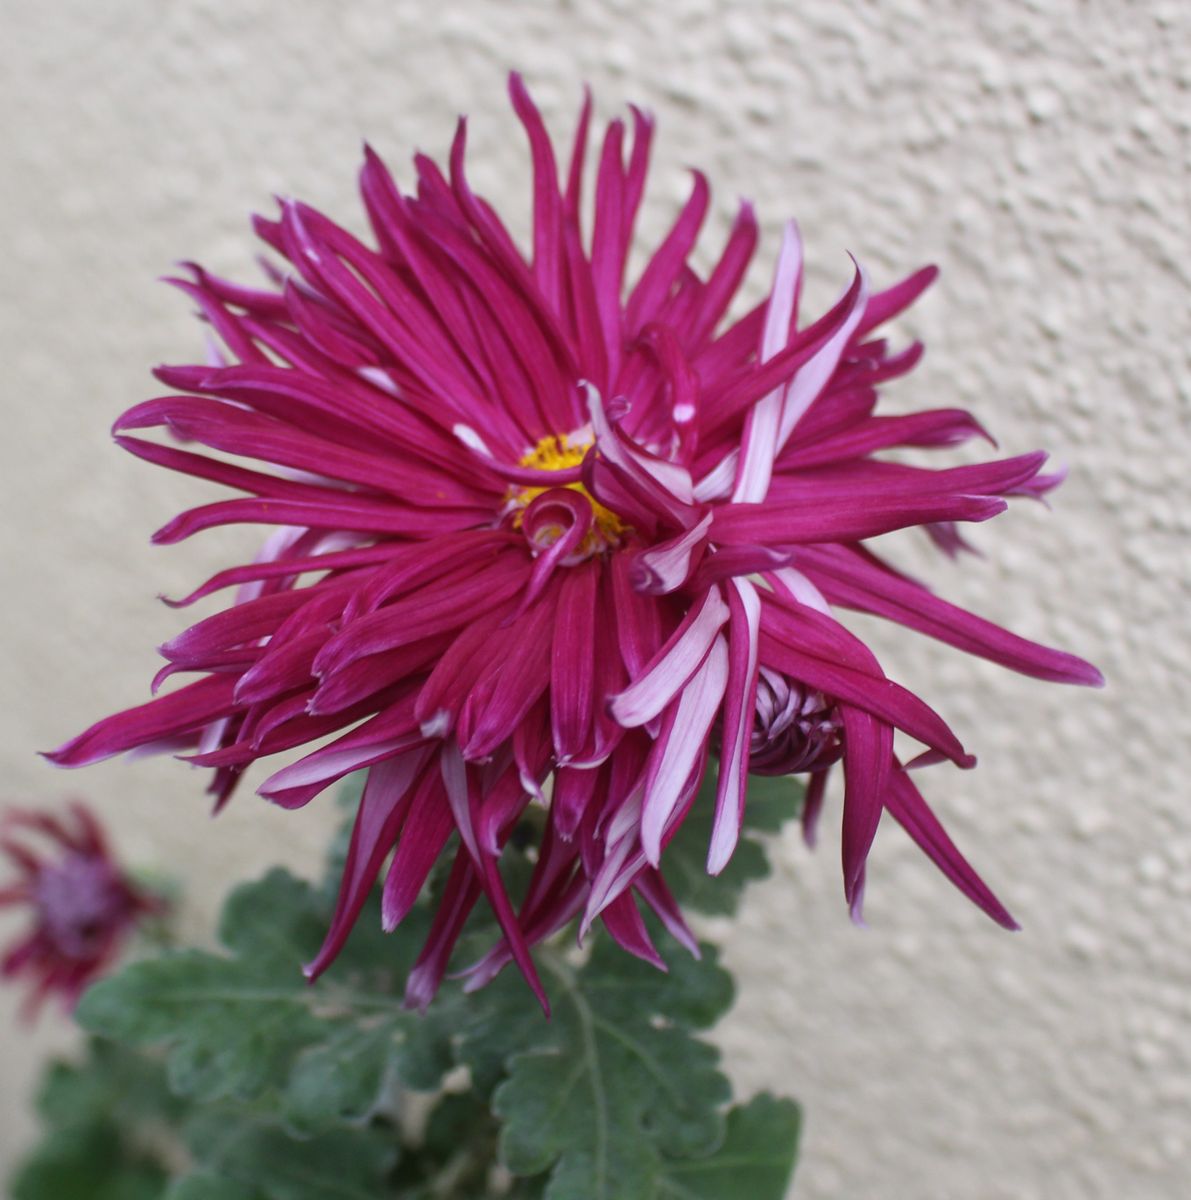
[1,1,1187,1196]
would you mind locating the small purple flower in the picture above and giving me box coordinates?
[1,804,160,1017]
[47,76,1101,1010]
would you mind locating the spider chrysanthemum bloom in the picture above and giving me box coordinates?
[47,76,1101,1011]
[1,804,160,1017]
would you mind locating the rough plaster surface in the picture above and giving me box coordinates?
[1,1,1188,1195]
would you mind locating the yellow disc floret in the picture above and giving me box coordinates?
[510,432,626,551]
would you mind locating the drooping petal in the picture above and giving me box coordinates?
[732,221,803,505]
[708,578,762,874]
[640,635,730,865]
[551,561,600,762]
[610,587,729,728]
[45,677,238,767]
[304,749,432,979]
[795,544,1105,686]
[440,745,548,1011]
[884,765,1018,930]
[838,706,892,904]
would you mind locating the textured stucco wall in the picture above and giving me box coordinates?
[1,1,1187,1195]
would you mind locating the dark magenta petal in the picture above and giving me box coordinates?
[458,590,557,760]
[550,561,599,762]
[838,706,892,902]
[381,772,456,932]
[857,265,939,337]
[713,491,1005,547]
[708,579,762,875]
[45,677,238,767]
[402,847,484,1012]
[781,407,993,470]
[304,750,432,979]
[601,892,666,969]
[884,766,1019,930]
[796,544,1105,686]
[441,747,548,1012]
[759,601,975,768]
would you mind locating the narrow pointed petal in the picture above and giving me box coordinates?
[732,221,803,504]
[601,892,667,969]
[551,562,599,761]
[380,771,455,931]
[839,706,892,902]
[708,578,762,874]
[610,587,729,728]
[857,265,939,337]
[441,745,549,1011]
[640,636,730,864]
[304,750,431,979]
[884,766,1019,930]
[45,677,238,767]
[796,544,1105,686]
[403,849,484,1012]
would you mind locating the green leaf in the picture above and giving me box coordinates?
[75,944,327,1102]
[491,934,735,1200]
[35,1037,184,1129]
[165,1174,268,1200]
[662,767,804,916]
[182,1111,398,1200]
[420,1090,494,1162]
[388,1090,504,1198]
[10,1039,180,1200]
[76,867,448,1124]
[281,1020,398,1134]
[504,1177,551,1200]
[10,1122,167,1200]
[655,1094,802,1199]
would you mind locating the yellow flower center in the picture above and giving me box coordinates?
[510,433,626,551]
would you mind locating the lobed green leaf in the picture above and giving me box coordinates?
[9,1122,167,1200]
[183,1111,398,1200]
[165,1175,268,1200]
[491,936,735,1199]
[76,868,448,1125]
[654,1094,802,1199]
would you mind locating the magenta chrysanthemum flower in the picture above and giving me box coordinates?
[1,803,160,1017]
[47,76,1101,1011]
